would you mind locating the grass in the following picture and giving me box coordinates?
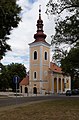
[0,99,79,120]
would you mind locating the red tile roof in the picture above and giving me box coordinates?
[50,62,62,73]
[20,75,29,86]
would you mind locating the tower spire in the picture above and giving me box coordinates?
[34,5,47,41]
[39,5,41,19]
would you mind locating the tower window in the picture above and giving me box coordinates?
[45,52,48,60]
[34,51,37,60]
[34,72,37,79]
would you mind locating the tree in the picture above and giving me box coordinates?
[0,0,21,60]
[46,0,79,44]
[0,63,26,91]
[46,0,79,88]
[0,65,9,91]
[46,0,79,63]
[61,47,79,88]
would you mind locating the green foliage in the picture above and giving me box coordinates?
[52,14,79,45]
[0,63,26,91]
[46,0,79,88]
[46,0,79,51]
[0,0,21,60]
[46,0,79,15]
[61,47,79,88]
[61,47,79,74]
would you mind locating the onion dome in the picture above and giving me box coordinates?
[34,5,47,42]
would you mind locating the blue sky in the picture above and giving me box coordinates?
[1,0,55,70]
[28,0,37,4]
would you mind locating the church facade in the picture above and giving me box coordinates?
[20,7,71,95]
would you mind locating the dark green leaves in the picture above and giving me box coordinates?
[0,63,26,91]
[0,0,21,60]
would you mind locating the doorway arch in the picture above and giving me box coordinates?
[33,87,37,94]
[25,87,28,93]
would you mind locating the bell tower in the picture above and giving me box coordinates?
[29,5,50,94]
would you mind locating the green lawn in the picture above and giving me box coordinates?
[0,99,79,120]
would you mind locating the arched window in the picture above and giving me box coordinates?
[34,51,37,60]
[34,71,37,79]
[45,52,47,60]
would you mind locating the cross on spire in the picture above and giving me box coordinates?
[39,5,41,18]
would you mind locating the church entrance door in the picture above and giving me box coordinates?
[33,87,37,94]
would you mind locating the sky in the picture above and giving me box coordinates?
[1,0,55,70]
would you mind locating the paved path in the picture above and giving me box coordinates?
[0,95,79,108]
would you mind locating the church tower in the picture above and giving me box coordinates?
[29,6,50,94]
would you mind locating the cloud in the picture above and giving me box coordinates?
[1,0,55,70]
